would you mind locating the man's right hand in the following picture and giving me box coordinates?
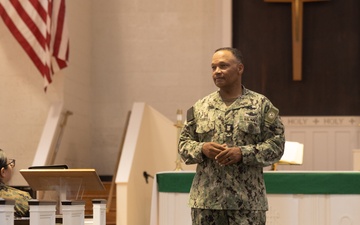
[202,142,227,159]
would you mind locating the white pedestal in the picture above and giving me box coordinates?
[92,199,107,225]
[0,199,14,225]
[29,200,56,225]
[61,200,85,225]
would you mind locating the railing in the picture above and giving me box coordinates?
[0,198,107,225]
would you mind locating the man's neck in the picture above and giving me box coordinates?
[219,85,243,100]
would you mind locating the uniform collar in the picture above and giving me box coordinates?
[212,85,250,110]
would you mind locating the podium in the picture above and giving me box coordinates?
[20,169,105,214]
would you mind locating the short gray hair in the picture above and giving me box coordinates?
[215,47,244,64]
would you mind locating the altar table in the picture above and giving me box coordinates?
[151,171,360,225]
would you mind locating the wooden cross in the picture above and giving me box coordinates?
[264,0,328,81]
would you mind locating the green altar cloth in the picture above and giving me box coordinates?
[157,171,360,194]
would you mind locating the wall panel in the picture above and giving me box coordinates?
[275,116,360,171]
[232,0,360,115]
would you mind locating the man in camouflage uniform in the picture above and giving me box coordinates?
[179,47,285,225]
[0,149,32,217]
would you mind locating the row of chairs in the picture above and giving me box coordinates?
[0,198,107,225]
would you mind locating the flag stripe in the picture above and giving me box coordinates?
[29,0,48,22]
[10,0,47,51]
[52,0,64,58]
[0,0,69,90]
[51,0,68,70]
[1,0,49,64]
[0,2,50,76]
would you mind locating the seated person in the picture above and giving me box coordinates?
[0,149,32,217]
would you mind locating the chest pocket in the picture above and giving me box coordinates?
[195,120,215,142]
[236,116,261,135]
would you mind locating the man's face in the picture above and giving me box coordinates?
[211,50,244,89]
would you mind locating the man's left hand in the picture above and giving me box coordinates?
[215,146,242,166]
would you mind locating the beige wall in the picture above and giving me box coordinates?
[90,0,231,174]
[0,0,230,184]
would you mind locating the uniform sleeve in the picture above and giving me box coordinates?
[178,107,205,165]
[0,186,32,218]
[241,100,285,167]
[14,189,32,217]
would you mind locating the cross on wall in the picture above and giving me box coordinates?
[264,0,329,81]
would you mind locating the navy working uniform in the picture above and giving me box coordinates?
[179,87,285,223]
[0,182,32,217]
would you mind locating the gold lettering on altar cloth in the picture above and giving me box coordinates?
[283,116,360,127]
[264,0,329,81]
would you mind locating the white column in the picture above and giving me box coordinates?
[61,200,85,225]
[0,198,14,225]
[29,200,56,225]
[92,199,107,225]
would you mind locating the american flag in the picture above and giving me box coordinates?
[0,0,69,90]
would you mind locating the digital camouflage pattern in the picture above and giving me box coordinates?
[191,208,266,225]
[179,87,285,211]
[0,182,32,217]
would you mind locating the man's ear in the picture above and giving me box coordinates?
[238,63,244,74]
